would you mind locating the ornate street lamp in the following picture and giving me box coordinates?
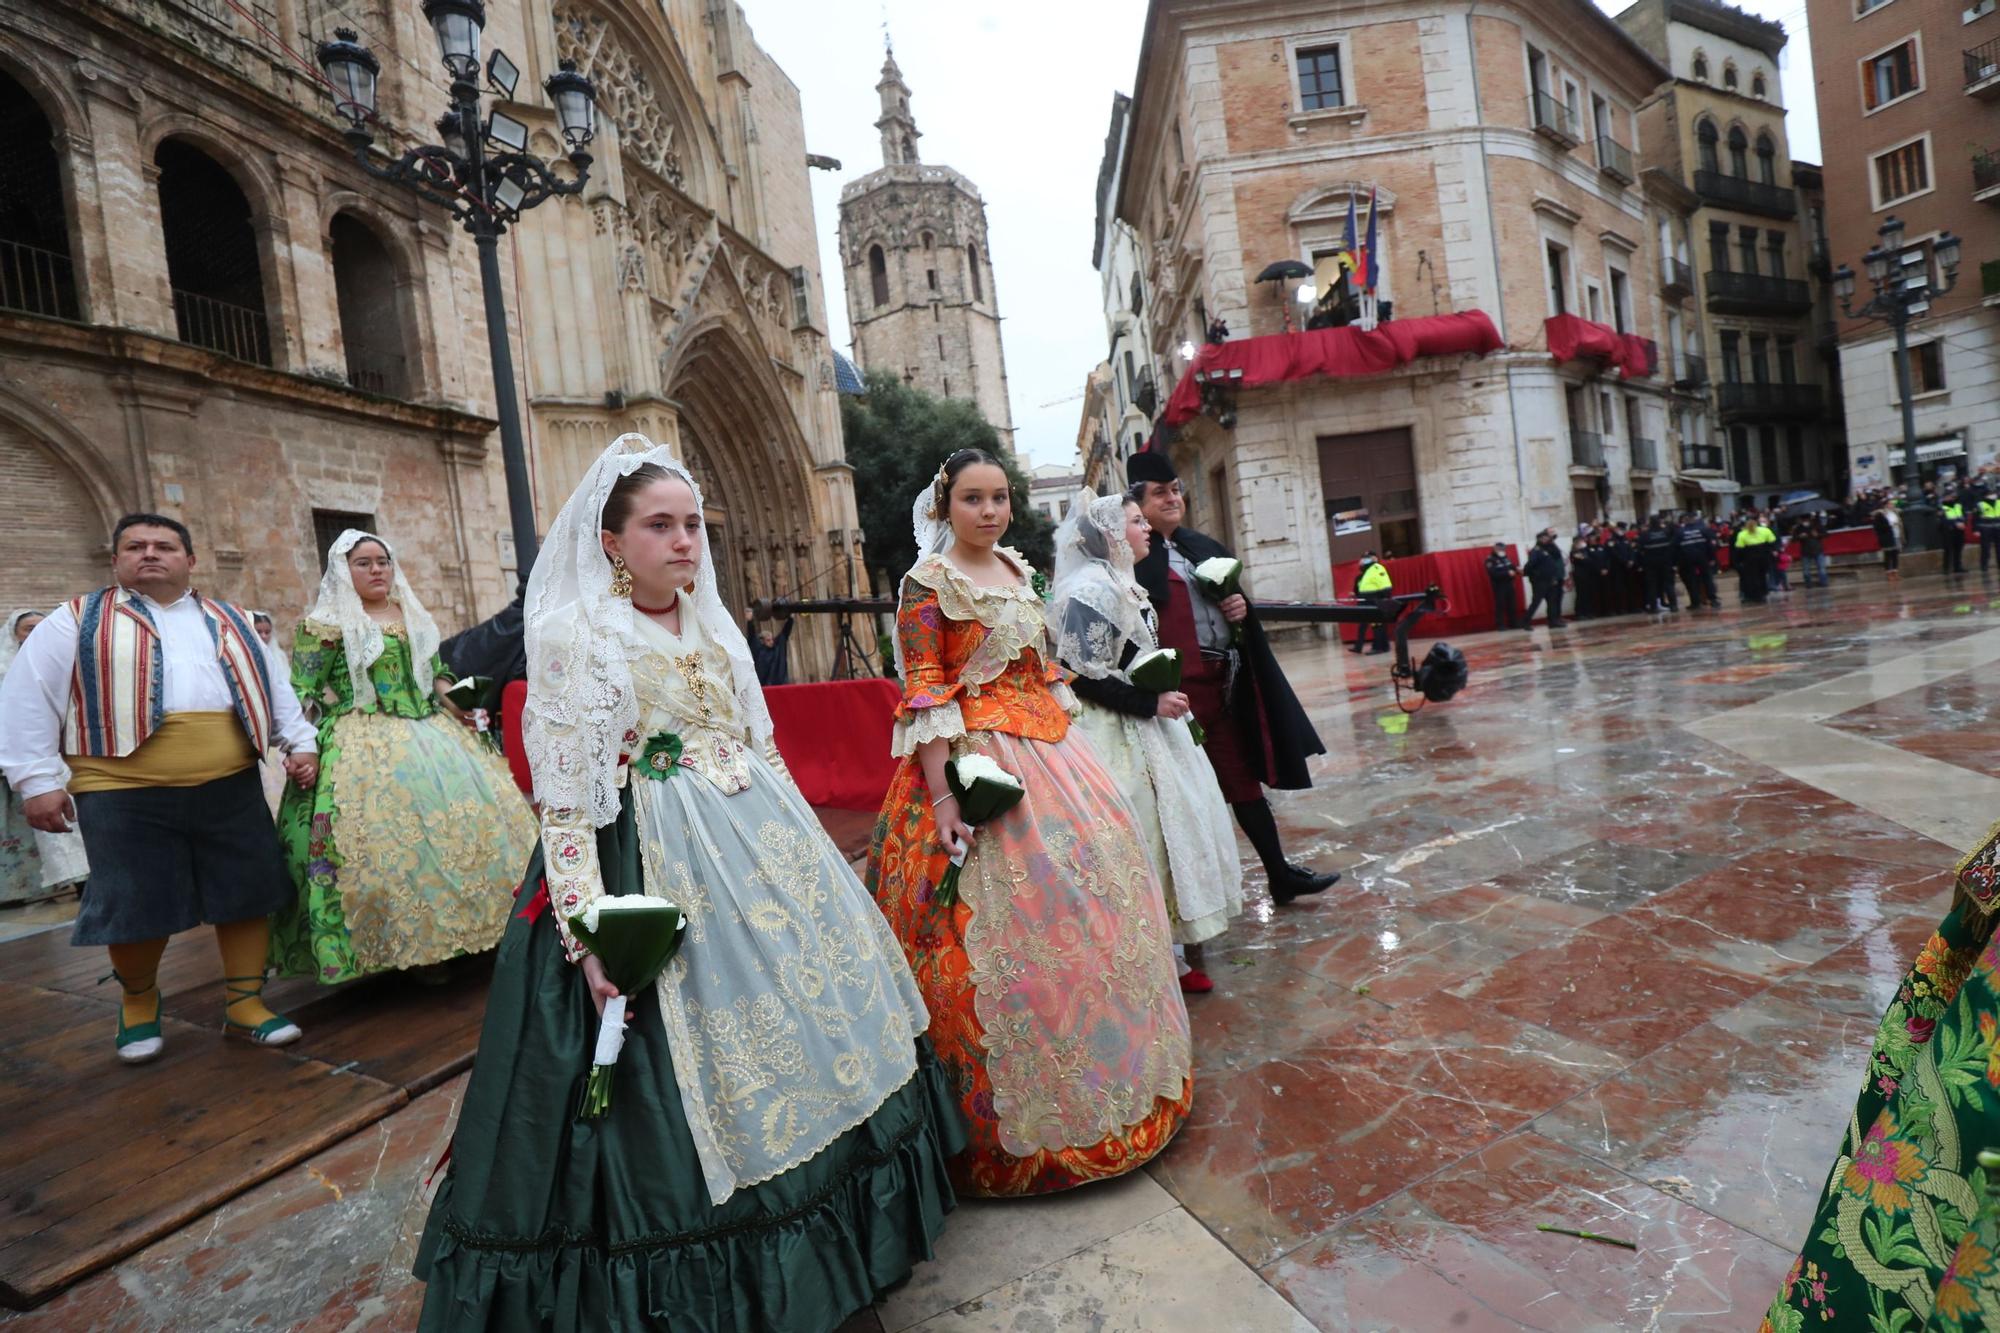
[1835,212,1961,551]
[315,18,596,591]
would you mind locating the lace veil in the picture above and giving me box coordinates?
[524,433,773,827]
[0,608,40,685]
[1051,489,1151,681]
[302,530,442,710]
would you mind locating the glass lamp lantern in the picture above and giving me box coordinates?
[1936,231,1962,275]
[545,60,598,153]
[316,28,380,127]
[421,0,486,83]
[1833,264,1856,303]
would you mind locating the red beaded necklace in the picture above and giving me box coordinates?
[633,600,676,616]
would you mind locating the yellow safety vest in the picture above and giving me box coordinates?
[1357,562,1393,594]
[1980,499,2000,521]
[1734,525,1776,549]
[1945,503,1964,520]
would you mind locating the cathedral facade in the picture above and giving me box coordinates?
[0,0,855,677]
[836,52,1015,451]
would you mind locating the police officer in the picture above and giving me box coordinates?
[1350,551,1393,654]
[1734,510,1777,605]
[1676,511,1721,610]
[1978,491,2000,574]
[1639,515,1679,611]
[1523,529,1567,629]
[1484,541,1521,630]
[1942,492,1968,576]
[1569,530,1598,619]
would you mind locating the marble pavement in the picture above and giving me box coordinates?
[7,573,1999,1331]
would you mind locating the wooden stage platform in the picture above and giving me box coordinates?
[0,806,879,1310]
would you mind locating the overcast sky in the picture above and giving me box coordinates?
[746,0,1819,469]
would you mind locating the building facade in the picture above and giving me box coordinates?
[0,0,855,678]
[1113,0,1682,604]
[836,51,1016,452]
[1807,0,1999,490]
[1618,0,1842,511]
[1088,91,1167,493]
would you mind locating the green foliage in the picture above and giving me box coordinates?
[840,371,1055,587]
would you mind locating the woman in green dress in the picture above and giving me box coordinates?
[1764,858,2000,1331]
[270,530,534,982]
[413,435,962,1332]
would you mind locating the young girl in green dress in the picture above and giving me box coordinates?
[414,435,961,1331]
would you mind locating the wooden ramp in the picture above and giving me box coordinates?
[0,930,491,1310]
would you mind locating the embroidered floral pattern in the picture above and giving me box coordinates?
[1841,1111,1927,1212]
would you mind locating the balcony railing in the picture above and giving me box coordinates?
[1531,91,1582,148]
[1596,137,1635,183]
[1717,381,1823,418]
[1660,257,1694,297]
[344,356,408,397]
[1977,148,2000,198]
[1681,443,1725,472]
[1630,436,1660,472]
[1570,430,1606,469]
[1705,270,1813,313]
[172,288,272,366]
[1692,170,1798,218]
[1674,352,1708,388]
[1967,36,2000,95]
[0,237,80,321]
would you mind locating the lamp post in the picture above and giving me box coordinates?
[1833,213,1961,552]
[316,2,597,593]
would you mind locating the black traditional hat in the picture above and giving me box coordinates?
[1126,436,1178,487]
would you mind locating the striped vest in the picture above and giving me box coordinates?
[62,587,275,758]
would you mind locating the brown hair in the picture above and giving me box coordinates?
[928,448,1006,519]
[600,463,683,533]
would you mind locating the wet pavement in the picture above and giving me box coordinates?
[8,572,1998,1331]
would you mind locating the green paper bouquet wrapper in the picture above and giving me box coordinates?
[441,674,495,712]
[1126,647,1205,745]
[933,755,1025,909]
[567,896,688,1121]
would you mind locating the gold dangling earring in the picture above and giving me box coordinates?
[609,555,633,598]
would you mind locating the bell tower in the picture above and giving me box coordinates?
[876,48,921,167]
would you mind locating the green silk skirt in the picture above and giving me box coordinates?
[414,791,966,1333]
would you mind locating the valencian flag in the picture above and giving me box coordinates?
[1359,188,1380,294]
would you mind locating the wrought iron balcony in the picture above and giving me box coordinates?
[1692,170,1797,219]
[1660,257,1694,298]
[1630,436,1660,472]
[1705,270,1812,314]
[1967,36,2000,96]
[1681,443,1725,472]
[1596,137,1635,184]
[0,238,79,321]
[1674,352,1708,389]
[1977,148,2000,200]
[1531,92,1581,149]
[172,288,273,366]
[1717,381,1822,420]
[1570,430,1606,469]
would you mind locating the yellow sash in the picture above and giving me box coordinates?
[66,712,260,792]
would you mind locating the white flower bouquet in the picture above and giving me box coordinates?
[934,754,1025,908]
[1192,556,1246,644]
[568,894,688,1121]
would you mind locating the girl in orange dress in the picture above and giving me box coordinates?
[868,449,1192,1198]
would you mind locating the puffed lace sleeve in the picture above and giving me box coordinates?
[891,575,967,757]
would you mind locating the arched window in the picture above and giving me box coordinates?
[901,135,915,164]
[1697,119,1720,175]
[1755,132,1777,185]
[1723,61,1738,90]
[0,69,78,320]
[1727,125,1749,177]
[1751,71,1767,99]
[920,230,934,250]
[1692,52,1709,82]
[329,212,409,397]
[868,244,888,307]
[156,138,271,365]
[966,244,984,302]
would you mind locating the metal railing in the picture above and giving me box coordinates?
[1630,436,1660,472]
[1596,137,1635,182]
[1717,382,1822,416]
[1705,270,1812,310]
[1570,430,1605,468]
[0,237,80,321]
[172,288,272,365]
[1675,352,1708,388]
[1966,36,2000,89]
[344,357,407,396]
[1531,91,1580,145]
[1660,257,1694,295]
[1692,170,1797,218]
[1977,148,2000,193]
[1681,443,1725,471]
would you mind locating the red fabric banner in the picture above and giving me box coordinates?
[1544,314,1656,380]
[1160,311,1502,426]
[1327,547,1514,644]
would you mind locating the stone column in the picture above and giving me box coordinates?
[73,63,174,337]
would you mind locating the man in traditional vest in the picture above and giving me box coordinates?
[1128,447,1341,905]
[0,513,319,1063]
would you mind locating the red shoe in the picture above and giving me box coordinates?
[1179,968,1215,994]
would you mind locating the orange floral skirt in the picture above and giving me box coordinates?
[867,728,1192,1199]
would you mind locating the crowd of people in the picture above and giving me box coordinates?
[0,434,1344,1331]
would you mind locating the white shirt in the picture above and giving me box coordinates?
[0,589,317,799]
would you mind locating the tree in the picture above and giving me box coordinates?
[842,371,1055,590]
